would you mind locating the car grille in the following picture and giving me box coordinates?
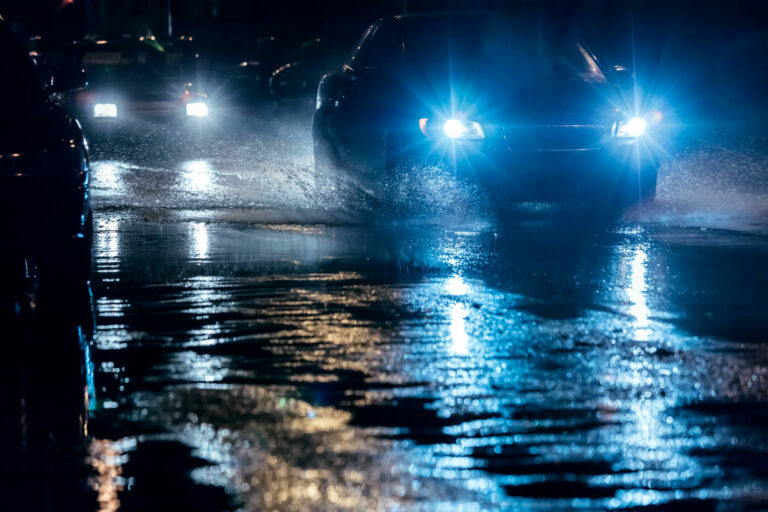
[503,125,608,151]
[130,101,178,113]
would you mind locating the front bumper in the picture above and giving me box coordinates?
[74,100,211,126]
[389,132,657,201]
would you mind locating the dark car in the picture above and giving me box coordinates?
[270,38,348,107]
[313,13,660,205]
[214,36,289,107]
[0,17,91,274]
[56,38,209,125]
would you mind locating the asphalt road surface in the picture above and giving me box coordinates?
[3,109,768,511]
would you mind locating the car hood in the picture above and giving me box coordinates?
[80,82,182,102]
[366,67,620,126]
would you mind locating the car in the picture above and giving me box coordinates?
[213,36,290,107]
[270,38,347,107]
[0,16,92,277]
[55,38,209,125]
[313,13,661,206]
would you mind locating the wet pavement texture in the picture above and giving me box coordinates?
[3,110,768,511]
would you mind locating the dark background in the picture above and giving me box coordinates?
[1,0,767,121]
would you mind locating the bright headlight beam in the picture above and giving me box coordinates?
[186,102,208,117]
[617,117,647,138]
[625,117,647,137]
[443,119,465,138]
[94,103,117,118]
[421,117,484,139]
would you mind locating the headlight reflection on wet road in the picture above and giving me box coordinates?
[445,275,472,356]
[448,302,471,356]
[189,222,210,260]
[92,161,121,191]
[88,437,136,512]
[626,245,653,339]
[182,160,214,194]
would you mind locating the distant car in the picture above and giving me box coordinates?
[0,18,91,274]
[269,38,347,106]
[216,36,288,107]
[313,13,660,205]
[56,38,209,124]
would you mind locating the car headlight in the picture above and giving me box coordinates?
[615,117,647,138]
[443,119,466,138]
[94,103,117,118]
[186,102,209,117]
[419,117,485,139]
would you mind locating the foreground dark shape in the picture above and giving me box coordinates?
[0,18,91,273]
[0,249,95,510]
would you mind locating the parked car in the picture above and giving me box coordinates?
[215,36,289,107]
[0,17,91,276]
[313,13,660,205]
[270,38,347,107]
[55,38,209,125]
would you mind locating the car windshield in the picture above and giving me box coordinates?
[80,44,174,88]
[400,16,604,81]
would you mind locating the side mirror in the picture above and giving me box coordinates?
[48,68,87,93]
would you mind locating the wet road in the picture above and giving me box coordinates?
[3,110,768,511]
